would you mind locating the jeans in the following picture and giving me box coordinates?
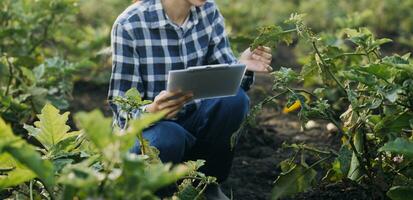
[130,89,250,182]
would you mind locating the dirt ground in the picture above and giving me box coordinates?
[69,73,378,200]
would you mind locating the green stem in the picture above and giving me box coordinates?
[194,183,210,200]
[312,42,347,93]
[30,181,34,200]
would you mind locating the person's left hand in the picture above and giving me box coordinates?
[239,46,273,73]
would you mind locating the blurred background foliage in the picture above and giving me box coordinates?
[1,0,413,129]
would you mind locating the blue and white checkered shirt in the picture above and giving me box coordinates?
[108,0,254,127]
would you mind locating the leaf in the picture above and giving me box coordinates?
[337,146,352,175]
[379,138,413,156]
[0,118,55,190]
[0,154,36,189]
[272,164,316,200]
[24,104,81,151]
[387,186,413,200]
[374,113,413,135]
[371,38,392,49]
[340,70,376,86]
[125,87,143,102]
[74,110,113,150]
[176,184,202,200]
[250,25,293,50]
[5,144,55,190]
[355,63,397,82]
[127,112,165,162]
[272,67,302,89]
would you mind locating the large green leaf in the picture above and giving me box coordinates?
[374,113,413,135]
[272,164,317,200]
[387,186,413,200]
[74,110,113,150]
[379,138,413,156]
[0,117,55,190]
[24,104,81,151]
[355,63,397,82]
[0,154,36,189]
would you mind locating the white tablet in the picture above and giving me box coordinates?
[167,64,247,100]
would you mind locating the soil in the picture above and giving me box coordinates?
[69,73,377,200]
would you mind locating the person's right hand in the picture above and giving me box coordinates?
[146,90,193,119]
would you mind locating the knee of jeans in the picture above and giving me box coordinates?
[151,121,193,163]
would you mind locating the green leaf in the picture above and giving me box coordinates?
[355,63,397,82]
[176,184,202,200]
[0,117,55,190]
[272,164,316,200]
[379,138,413,156]
[74,110,113,150]
[0,154,36,189]
[374,113,413,135]
[250,25,294,50]
[387,186,413,200]
[24,104,81,151]
[5,144,55,190]
[340,70,376,86]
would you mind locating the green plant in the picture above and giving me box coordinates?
[242,14,413,200]
[1,89,217,199]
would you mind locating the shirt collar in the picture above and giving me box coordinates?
[147,0,199,30]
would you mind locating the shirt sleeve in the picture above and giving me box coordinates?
[108,22,145,128]
[206,6,255,91]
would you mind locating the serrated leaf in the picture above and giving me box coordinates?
[379,138,413,156]
[25,104,80,151]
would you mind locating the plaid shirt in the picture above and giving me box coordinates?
[108,0,254,127]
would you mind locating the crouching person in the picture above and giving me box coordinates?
[108,0,272,199]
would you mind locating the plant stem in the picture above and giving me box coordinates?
[194,183,209,200]
[30,181,34,200]
[312,41,347,93]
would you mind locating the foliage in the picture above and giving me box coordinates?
[218,0,413,51]
[243,14,413,200]
[0,0,130,130]
[1,89,216,199]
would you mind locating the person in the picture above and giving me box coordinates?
[108,0,272,199]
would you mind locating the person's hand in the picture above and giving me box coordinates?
[239,46,273,73]
[146,90,193,119]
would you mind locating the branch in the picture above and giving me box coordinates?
[312,41,347,93]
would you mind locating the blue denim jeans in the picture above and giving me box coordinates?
[130,89,250,182]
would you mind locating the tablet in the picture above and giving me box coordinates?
[167,64,247,99]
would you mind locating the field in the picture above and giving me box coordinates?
[1,0,413,200]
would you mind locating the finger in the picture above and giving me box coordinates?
[257,46,272,53]
[253,49,272,60]
[158,91,186,103]
[263,64,273,72]
[252,54,271,65]
[255,63,273,73]
[166,109,181,119]
[159,94,193,110]
[165,105,183,118]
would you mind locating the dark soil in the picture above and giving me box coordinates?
[69,74,374,200]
